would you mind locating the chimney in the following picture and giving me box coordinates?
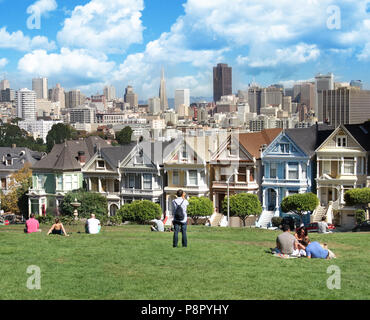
[78,151,86,165]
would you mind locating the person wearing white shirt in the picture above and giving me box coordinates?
[86,214,101,234]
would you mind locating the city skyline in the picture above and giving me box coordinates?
[0,1,370,99]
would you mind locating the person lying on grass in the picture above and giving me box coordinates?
[47,218,69,237]
[301,238,336,259]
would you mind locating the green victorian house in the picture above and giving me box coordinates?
[28,136,111,216]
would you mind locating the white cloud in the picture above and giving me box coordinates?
[17,48,115,83]
[27,0,57,16]
[0,58,8,68]
[237,43,320,68]
[0,27,56,51]
[357,43,370,61]
[57,0,145,53]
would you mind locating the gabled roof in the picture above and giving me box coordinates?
[102,143,137,169]
[345,121,370,151]
[33,136,111,171]
[0,147,43,171]
[238,128,283,159]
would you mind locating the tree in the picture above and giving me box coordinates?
[344,188,370,207]
[281,193,319,218]
[222,193,262,227]
[60,190,108,218]
[46,123,77,152]
[116,126,133,145]
[355,209,366,225]
[0,163,32,216]
[118,200,161,224]
[187,197,214,224]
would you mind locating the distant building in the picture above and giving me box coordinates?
[49,84,65,108]
[103,85,116,101]
[69,105,96,124]
[16,88,36,121]
[0,79,10,91]
[175,89,190,112]
[148,97,161,115]
[213,63,232,102]
[1,88,15,102]
[159,67,168,111]
[350,80,363,90]
[65,90,84,108]
[315,73,334,116]
[32,78,48,100]
[19,120,63,142]
[124,86,138,109]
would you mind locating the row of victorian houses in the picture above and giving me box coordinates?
[2,121,369,229]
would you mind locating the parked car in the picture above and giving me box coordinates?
[352,220,370,232]
[306,222,336,233]
[280,216,301,231]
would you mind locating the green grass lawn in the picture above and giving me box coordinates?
[0,224,369,300]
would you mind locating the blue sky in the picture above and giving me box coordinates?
[0,0,370,99]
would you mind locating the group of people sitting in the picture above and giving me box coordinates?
[274,224,336,259]
[24,213,102,236]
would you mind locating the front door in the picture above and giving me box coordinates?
[268,189,277,211]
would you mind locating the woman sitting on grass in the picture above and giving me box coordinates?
[47,218,69,237]
[294,226,308,256]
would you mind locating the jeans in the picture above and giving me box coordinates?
[173,223,187,247]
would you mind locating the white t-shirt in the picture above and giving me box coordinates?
[87,218,101,234]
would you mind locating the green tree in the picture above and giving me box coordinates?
[222,193,262,227]
[344,188,370,207]
[46,123,77,152]
[187,197,214,224]
[60,190,108,218]
[118,200,161,224]
[355,209,366,225]
[116,126,133,145]
[281,193,319,217]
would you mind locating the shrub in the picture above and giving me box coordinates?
[271,217,283,228]
[355,209,366,225]
[36,214,54,225]
[60,190,108,218]
[118,200,161,224]
[281,193,319,217]
[222,193,262,227]
[187,197,214,225]
[344,188,370,207]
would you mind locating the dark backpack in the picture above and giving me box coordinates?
[174,199,185,222]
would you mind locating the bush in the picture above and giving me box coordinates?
[118,200,161,224]
[60,190,108,218]
[355,209,366,225]
[345,188,370,207]
[187,197,214,225]
[281,193,319,216]
[36,214,54,225]
[271,217,283,228]
[222,193,262,227]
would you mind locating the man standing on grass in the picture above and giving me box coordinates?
[172,189,189,248]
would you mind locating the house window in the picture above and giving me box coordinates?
[336,136,347,147]
[57,176,63,190]
[288,162,299,180]
[238,167,247,182]
[143,174,152,190]
[302,163,307,179]
[181,144,188,160]
[114,180,120,193]
[172,171,179,185]
[343,158,355,174]
[1,178,6,189]
[72,175,79,190]
[322,161,331,174]
[188,170,198,185]
[270,163,277,179]
[280,144,290,153]
[97,160,105,169]
[128,174,135,189]
[135,149,144,164]
[65,175,72,190]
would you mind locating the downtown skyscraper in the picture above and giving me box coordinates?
[32,77,48,100]
[159,67,168,111]
[213,63,232,102]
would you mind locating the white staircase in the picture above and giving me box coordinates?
[312,205,327,223]
[210,212,223,227]
[256,211,275,228]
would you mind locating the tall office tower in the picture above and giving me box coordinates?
[315,73,334,117]
[32,77,48,100]
[16,88,36,121]
[124,85,138,108]
[148,97,161,115]
[104,85,116,101]
[261,86,283,107]
[0,79,10,90]
[174,89,190,112]
[65,90,83,108]
[50,83,65,108]
[283,96,292,114]
[248,86,262,114]
[284,87,294,99]
[213,63,232,102]
[317,87,370,126]
[159,67,168,111]
[300,82,315,110]
[350,80,363,90]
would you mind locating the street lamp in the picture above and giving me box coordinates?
[226,168,239,227]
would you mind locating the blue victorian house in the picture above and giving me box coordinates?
[257,126,324,228]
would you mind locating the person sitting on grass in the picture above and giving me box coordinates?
[301,238,336,259]
[294,226,308,255]
[150,216,164,232]
[85,214,101,234]
[318,217,332,234]
[47,218,69,237]
[25,213,41,234]
[274,224,298,255]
